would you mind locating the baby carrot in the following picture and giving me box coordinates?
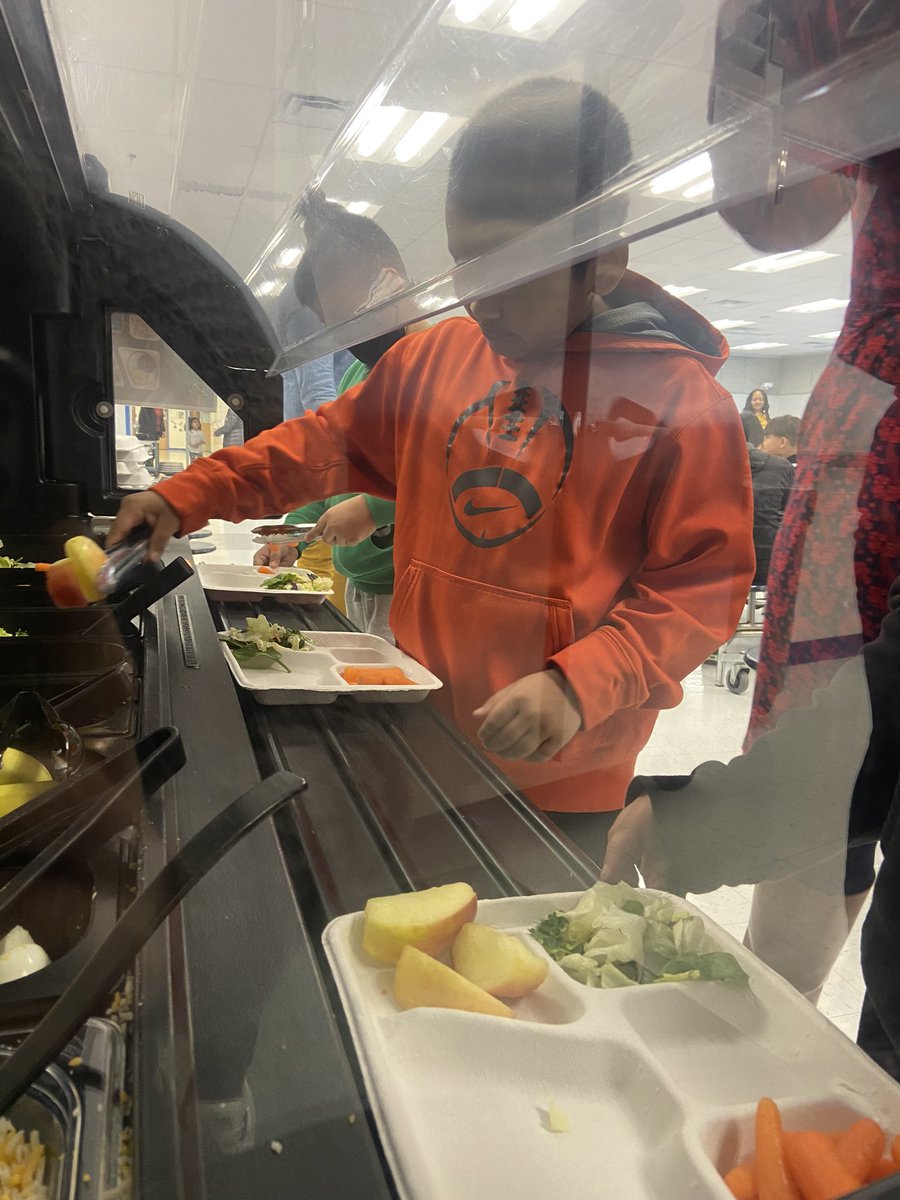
[892,1133,900,1169]
[783,1131,862,1200]
[869,1157,899,1182]
[725,1161,758,1199]
[755,1099,800,1200]
[835,1119,884,1182]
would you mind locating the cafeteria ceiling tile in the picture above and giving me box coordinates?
[248,147,312,199]
[51,0,180,74]
[173,188,243,228]
[67,62,182,139]
[188,81,278,150]
[88,129,177,191]
[179,139,258,193]
[194,0,307,88]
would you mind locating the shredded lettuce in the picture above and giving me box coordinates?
[530,882,749,990]
[219,614,313,670]
[260,570,331,592]
[0,539,30,570]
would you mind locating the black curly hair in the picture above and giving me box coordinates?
[743,388,771,422]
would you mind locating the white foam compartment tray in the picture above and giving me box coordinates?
[221,630,443,704]
[198,560,333,604]
[323,891,900,1200]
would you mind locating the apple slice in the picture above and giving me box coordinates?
[44,559,89,608]
[451,923,549,998]
[64,536,108,603]
[394,946,513,1018]
[363,882,477,964]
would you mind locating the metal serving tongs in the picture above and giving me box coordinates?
[0,766,305,1112]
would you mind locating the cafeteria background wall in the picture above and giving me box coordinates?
[718,351,831,419]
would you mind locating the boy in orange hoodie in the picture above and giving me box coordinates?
[110,78,753,852]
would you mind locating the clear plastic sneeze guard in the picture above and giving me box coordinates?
[42,0,900,371]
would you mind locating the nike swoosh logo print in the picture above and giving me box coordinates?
[463,498,517,516]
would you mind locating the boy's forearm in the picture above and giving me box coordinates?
[151,395,398,534]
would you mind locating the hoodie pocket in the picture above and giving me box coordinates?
[391,559,575,735]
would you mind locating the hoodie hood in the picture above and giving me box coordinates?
[569,270,729,377]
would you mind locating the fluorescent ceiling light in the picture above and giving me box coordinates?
[730,249,837,274]
[650,153,712,196]
[682,176,714,200]
[453,0,491,19]
[394,111,450,165]
[356,106,406,158]
[663,284,707,298]
[255,281,277,296]
[809,330,841,341]
[733,341,787,351]
[276,247,302,269]
[507,0,558,31]
[712,319,753,330]
[779,297,848,314]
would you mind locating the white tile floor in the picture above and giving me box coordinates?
[635,641,869,1043]
[198,522,869,1041]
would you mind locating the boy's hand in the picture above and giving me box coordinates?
[474,669,582,763]
[108,490,181,561]
[252,543,299,568]
[308,495,377,547]
[600,795,669,890]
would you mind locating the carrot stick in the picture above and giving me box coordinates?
[257,566,274,575]
[725,1162,758,1199]
[892,1133,900,1169]
[835,1119,884,1181]
[869,1157,899,1182]
[755,1099,801,1200]
[783,1131,862,1200]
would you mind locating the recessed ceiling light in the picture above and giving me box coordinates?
[732,341,788,351]
[276,247,302,269]
[779,297,848,314]
[356,106,406,158]
[453,0,490,20]
[682,176,714,200]
[663,284,707,298]
[808,330,841,342]
[730,250,838,274]
[507,0,557,31]
[255,280,286,299]
[650,153,712,196]
[394,112,450,165]
[712,318,753,331]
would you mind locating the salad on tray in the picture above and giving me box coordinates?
[530,881,749,989]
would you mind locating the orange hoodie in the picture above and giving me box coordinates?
[155,272,754,812]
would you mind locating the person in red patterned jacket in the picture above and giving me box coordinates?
[710,0,899,1002]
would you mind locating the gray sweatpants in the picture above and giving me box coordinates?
[344,581,394,644]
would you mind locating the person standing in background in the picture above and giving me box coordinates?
[743,387,771,430]
[254,193,408,637]
[741,412,795,587]
[271,276,349,611]
[186,415,204,463]
[214,407,244,448]
[761,414,800,465]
